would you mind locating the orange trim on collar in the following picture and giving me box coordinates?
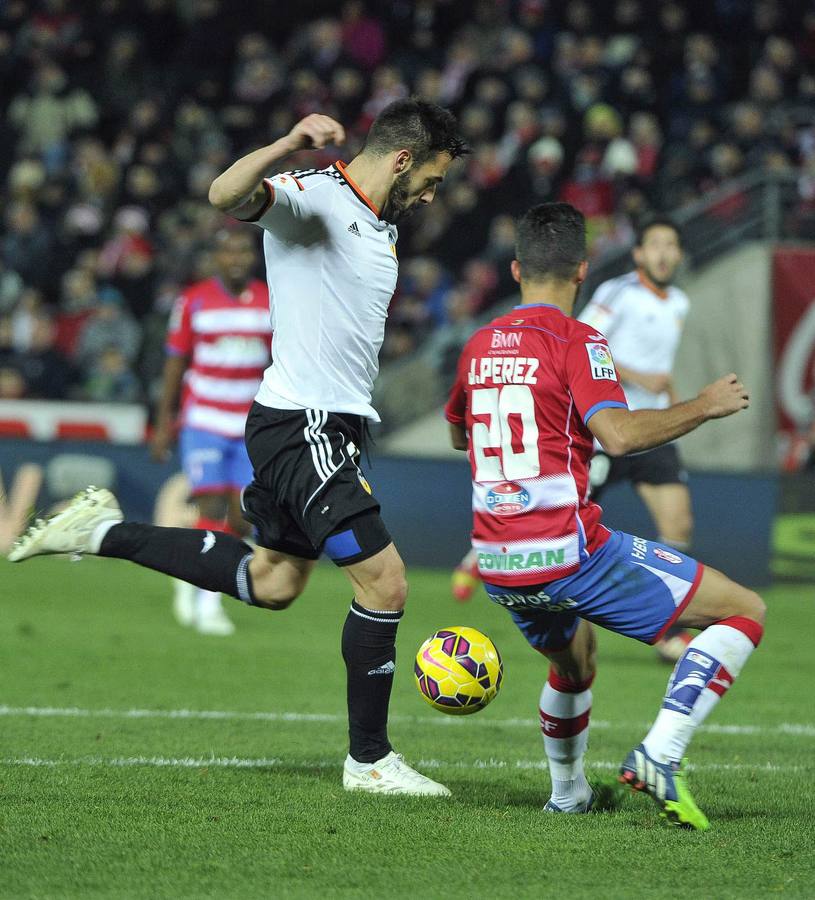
[334,160,380,217]
[637,268,669,300]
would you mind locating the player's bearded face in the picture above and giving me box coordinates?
[636,227,682,287]
[382,171,414,222]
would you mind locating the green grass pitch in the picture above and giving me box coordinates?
[2,558,814,898]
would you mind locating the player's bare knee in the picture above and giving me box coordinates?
[374,568,408,611]
[738,589,766,626]
[711,586,766,627]
[251,579,301,610]
[255,594,297,611]
[247,557,305,610]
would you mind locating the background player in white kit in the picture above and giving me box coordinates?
[578,218,693,662]
[10,100,469,797]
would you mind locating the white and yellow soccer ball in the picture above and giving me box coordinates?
[414,626,503,716]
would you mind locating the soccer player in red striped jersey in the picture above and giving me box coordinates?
[151,230,271,634]
[445,203,765,830]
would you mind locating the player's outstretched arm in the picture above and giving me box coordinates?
[208,114,346,220]
[588,373,749,457]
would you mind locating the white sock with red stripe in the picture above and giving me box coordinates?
[539,670,593,809]
[643,616,764,764]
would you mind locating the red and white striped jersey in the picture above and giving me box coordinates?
[166,277,272,437]
[445,303,629,586]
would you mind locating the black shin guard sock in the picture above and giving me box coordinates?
[342,599,402,763]
[99,523,256,604]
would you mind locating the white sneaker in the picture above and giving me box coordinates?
[195,604,235,636]
[172,580,196,627]
[343,751,451,796]
[8,487,123,562]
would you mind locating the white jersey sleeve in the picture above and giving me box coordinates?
[249,172,331,230]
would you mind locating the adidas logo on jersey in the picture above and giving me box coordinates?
[347,221,361,237]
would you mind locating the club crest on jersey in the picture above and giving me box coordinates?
[486,481,530,515]
[653,546,683,564]
[586,342,617,381]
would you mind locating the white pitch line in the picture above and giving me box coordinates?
[0,755,803,775]
[1,704,814,737]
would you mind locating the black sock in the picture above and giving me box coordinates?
[99,523,256,604]
[341,599,402,763]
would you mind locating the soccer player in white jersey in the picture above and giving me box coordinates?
[578,218,693,662]
[10,100,469,797]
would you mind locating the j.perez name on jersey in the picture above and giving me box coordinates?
[468,356,539,385]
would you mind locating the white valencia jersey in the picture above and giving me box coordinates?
[248,162,398,422]
[578,270,689,410]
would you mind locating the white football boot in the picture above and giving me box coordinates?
[343,751,451,796]
[194,589,235,636]
[8,487,123,562]
[172,579,196,627]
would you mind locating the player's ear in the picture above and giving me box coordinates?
[510,259,522,284]
[575,260,588,285]
[632,244,643,268]
[393,149,412,174]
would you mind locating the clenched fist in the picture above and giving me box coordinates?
[698,373,749,419]
[286,114,346,151]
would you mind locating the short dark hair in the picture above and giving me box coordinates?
[516,203,586,282]
[363,98,469,165]
[635,215,682,247]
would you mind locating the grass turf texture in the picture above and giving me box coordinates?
[2,559,814,899]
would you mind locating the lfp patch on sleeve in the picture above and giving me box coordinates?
[585,342,618,381]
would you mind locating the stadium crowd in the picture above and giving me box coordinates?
[1,0,814,404]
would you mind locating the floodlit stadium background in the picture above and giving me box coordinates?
[3,4,815,897]
[1,0,814,575]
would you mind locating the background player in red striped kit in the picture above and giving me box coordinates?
[151,230,271,634]
[445,203,765,830]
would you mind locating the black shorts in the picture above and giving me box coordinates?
[589,443,688,500]
[241,403,391,565]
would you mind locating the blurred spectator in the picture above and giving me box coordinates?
[0,0,812,404]
[0,307,73,399]
[74,291,141,378]
[82,346,140,402]
[2,202,52,289]
[8,63,97,172]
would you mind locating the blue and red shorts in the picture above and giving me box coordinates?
[483,530,703,653]
[179,427,254,496]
